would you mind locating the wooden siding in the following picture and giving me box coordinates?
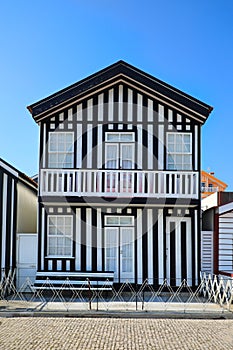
[0,167,17,279]
[40,82,200,173]
[201,231,213,274]
[38,205,199,286]
[218,212,233,272]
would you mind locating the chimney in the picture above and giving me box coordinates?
[209,172,215,176]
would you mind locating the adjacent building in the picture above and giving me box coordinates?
[201,170,227,199]
[201,192,233,278]
[0,158,37,285]
[27,60,213,287]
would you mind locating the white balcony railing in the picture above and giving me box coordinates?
[201,186,218,193]
[40,169,199,199]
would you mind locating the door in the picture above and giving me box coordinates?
[105,227,134,282]
[16,234,37,289]
[166,217,192,286]
[120,227,134,280]
[105,143,134,192]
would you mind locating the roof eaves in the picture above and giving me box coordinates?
[27,60,213,123]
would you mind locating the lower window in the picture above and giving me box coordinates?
[47,215,73,257]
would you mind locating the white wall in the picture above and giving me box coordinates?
[201,192,218,211]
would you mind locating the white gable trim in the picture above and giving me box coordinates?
[218,202,233,215]
[34,75,206,124]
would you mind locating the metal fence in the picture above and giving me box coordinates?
[0,270,232,314]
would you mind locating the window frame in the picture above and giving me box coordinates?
[48,131,74,169]
[166,132,192,171]
[47,215,73,258]
[104,215,134,227]
[105,132,135,170]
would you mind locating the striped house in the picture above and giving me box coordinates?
[202,192,233,279]
[27,61,213,287]
[0,158,37,283]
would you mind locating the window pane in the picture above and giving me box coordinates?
[120,134,133,142]
[106,134,119,142]
[48,246,56,255]
[66,133,73,143]
[64,246,71,256]
[176,142,183,153]
[184,155,191,163]
[168,134,175,143]
[183,134,190,143]
[167,143,175,152]
[50,142,57,152]
[184,143,191,153]
[106,145,118,168]
[120,217,133,225]
[106,217,119,225]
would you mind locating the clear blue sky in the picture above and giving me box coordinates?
[1,1,233,189]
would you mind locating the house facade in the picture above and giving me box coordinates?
[28,61,212,286]
[0,158,37,284]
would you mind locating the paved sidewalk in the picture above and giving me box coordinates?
[0,317,232,349]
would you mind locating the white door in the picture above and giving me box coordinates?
[105,143,134,170]
[120,227,134,281]
[105,228,119,280]
[166,218,192,286]
[16,234,37,289]
[105,227,134,282]
[120,144,134,169]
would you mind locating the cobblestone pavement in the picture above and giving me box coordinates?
[0,317,233,349]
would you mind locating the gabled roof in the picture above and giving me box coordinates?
[0,158,38,191]
[201,170,228,188]
[27,60,213,124]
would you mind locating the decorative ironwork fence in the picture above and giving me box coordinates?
[0,270,232,314]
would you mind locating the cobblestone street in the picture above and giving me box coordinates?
[0,317,232,349]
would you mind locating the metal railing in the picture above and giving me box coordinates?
[0,270,232,314]
[40,169,199,199]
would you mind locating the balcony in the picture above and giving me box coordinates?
[201,186,218,193]
[40,169,199,199]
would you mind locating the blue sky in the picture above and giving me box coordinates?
[1,1,233,188]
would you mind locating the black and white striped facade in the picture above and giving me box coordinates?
[28,61,213,286]
[37,205,200,285]
[0,159,18,279]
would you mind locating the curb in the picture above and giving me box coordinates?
[1,310,233,319]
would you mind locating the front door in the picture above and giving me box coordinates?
[166,217,192,286]
[16,234,38,288]
[105,225,134,283]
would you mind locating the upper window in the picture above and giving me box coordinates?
[167,133,192,170]
[105,216,134,226]
[48,132,74,168]
[106,133,134,142]
[47,215,73,257]
[105,132,135,169]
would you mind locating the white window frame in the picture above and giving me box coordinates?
[48,132,74,168]
[105,132,135,169]
[105,216,134,226]
[166,132,192,170]
[105,132,135,142]
[47,215,73,258]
